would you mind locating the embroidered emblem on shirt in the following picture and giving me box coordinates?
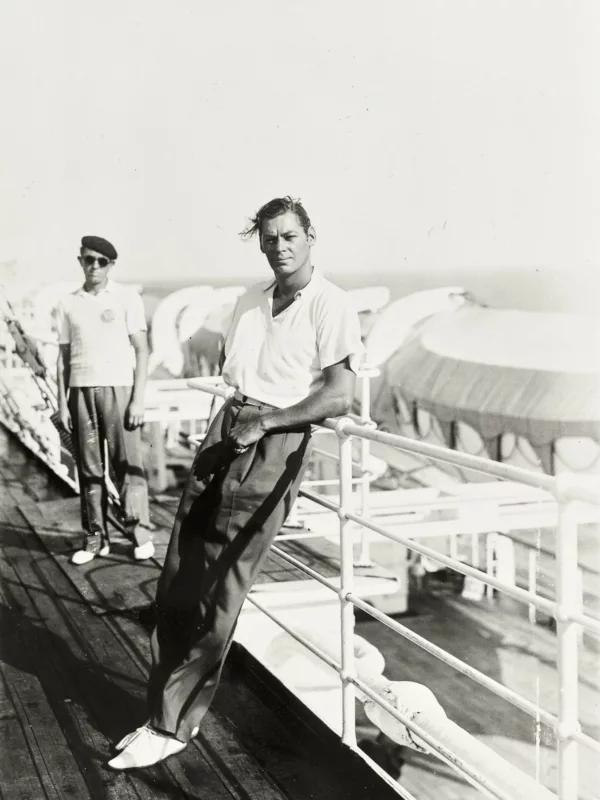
[101,309,115,323]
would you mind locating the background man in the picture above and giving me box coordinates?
[56,235,154,565]
[109,196,364,769]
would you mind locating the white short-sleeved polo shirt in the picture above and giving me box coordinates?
[221,269,364,408]
[55,281,147,388]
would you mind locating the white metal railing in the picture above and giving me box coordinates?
[1,297,595,799]
[188,376,600,800]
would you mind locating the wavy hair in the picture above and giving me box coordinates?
[240,196,312,239]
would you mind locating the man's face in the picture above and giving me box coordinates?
[78,248,113,285]
[260,212,315,280]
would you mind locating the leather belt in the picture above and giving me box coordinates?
[232,389,277,409]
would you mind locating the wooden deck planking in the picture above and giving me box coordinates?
[0,630,92,800]
[106,607,333,800]
[3,422,600,799]
[18,490,379,623]
[0,715,49,800]
[508,528,600,626]
[3,480,284,800]
[438,593,600,734]
[0,426,402,800]
[95,610,290,800]
[0,460,283,800]
[0,477,188,800]
[19,494,164,615]
[355,590,600,799]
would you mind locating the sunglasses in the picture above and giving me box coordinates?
[82,255,111,267]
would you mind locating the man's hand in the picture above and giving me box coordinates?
[228,417,268,454]
[59,404,72,433]
[126,400,145,431]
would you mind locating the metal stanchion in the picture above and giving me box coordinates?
[555,489,581,800]
[337,418,356,747]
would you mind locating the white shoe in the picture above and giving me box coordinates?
[71,543,110,565]
[133,541,155,561]
[108,725,186,769]
[115,723,198,751]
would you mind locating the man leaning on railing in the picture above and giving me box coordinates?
[109,195,365,769]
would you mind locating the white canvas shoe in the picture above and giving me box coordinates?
[108,725,186,769]
[114,723,198,751]
[133,541,155,561]
[71,542,110,565]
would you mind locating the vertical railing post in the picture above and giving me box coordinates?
[337,417,356,747]
[471,532,479,568]
[485,533,496,600]
[357,371,373,566]
[449,534,459,562]
[528,546,537,626]
[554,475,581,800]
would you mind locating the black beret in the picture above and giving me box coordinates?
[81,235,118,261]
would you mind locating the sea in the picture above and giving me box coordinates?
[139,265,600,318]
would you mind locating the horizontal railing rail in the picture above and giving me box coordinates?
[188,377,599,800]
[1,344,593,799]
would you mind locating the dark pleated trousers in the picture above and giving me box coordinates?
[147,395,312,741]
[68,386,150,541]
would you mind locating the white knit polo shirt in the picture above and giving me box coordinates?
[56,281,147,387]
[222,270,364,408]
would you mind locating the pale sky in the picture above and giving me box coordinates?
[1,0,598,284]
